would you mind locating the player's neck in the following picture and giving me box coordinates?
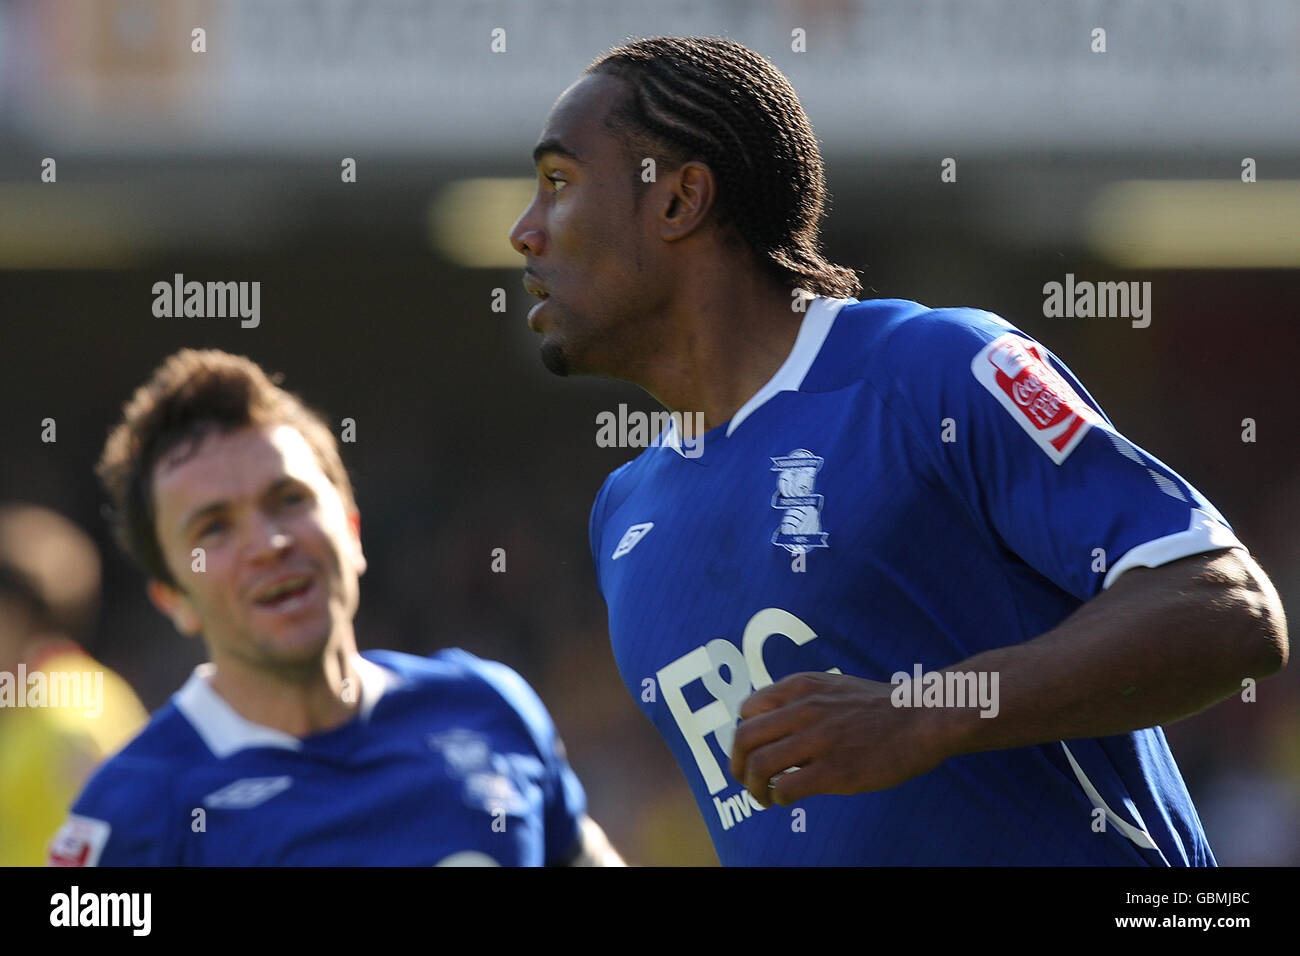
[205,639,362,738]
[639,274,806,432]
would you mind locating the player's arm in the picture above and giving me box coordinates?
[930,546,1284,754]
[559,814,626,867]
[732,309,1287,807]
[731,546,1286,806]
[458,652,627,866]
[47,761,178,866]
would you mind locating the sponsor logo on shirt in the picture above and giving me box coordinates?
[612,522,654,560]
[972,333,1100,464]
[429,729,527,814]
[427,729,492,774]
[48,815,111,867]
[770,450,830,554]
[203,775,293,809]
[655,607,841,832]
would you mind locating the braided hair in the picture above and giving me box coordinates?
[586,37,861,299]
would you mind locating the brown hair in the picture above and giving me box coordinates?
[97,350,355,587]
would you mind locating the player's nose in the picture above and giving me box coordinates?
[243,512,292,562]
[509,200,544,257]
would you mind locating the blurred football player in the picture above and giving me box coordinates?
[0,504,147,866]
[509,36,1288,865]
[49,350,621,866]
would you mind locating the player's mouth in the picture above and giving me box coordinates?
[522,274,549,298]
[527,294,551,331]
[251,573,317,614]
[522,273,553,332]
[523,271,551,330]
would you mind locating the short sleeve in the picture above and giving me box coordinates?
[881,308,1246,602]
[460,656,588,866]
[49,761,174,866]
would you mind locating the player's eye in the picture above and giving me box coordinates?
[278,488,309,507]
[198,519,227,539]
[545,173,567,192]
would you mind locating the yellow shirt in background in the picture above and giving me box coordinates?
[0,644,147,866]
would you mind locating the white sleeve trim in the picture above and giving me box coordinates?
[1059,743,1159,852]
[1102,508,1247,590]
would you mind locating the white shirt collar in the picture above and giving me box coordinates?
[657,296,855,456]
[174,653,399,758]
[725,295,856,436]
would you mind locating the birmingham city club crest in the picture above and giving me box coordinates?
[770,449,830,554]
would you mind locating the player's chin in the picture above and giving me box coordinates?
[264,627,335,665]
[253,609,336,659]
[539,340,571,377]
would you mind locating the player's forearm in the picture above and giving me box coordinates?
[563,816,626,866]
[934,549,1288,759]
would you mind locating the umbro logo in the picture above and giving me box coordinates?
[612,522,654,560]
[203,775,293,809]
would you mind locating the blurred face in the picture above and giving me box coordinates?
[147,424,365,672]
[509,72,662,378]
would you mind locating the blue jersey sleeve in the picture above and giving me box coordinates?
[589,460,636,598]
[880,308,1245,602]
[589,478,611,597]
[50,759,176,866]
[458,655,588,866]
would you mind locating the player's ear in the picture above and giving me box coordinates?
[346,510,367,577]
[147,578,203,637]
[659,160,716,242]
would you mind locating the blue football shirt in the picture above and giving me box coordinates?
[49,649,586,866]
[590,297,1241,866]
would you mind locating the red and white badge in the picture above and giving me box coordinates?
[971,333,1100,464]
[47,814,111,867]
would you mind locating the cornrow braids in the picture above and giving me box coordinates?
[586,36,861,299]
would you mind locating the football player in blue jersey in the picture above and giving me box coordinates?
[48,349,622,866]
[509,37,1288,865]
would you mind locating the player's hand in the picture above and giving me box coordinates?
[729,671,953,808]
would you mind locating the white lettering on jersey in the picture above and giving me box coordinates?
[612,522,654,560]
[656,608,840,797]
[971,333,1100,464]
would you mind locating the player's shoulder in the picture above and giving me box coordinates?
[590,456,645,538]
[363,648,555,737]
[363,646,520,693]
[54,704,193,865]
[71,702,197,805]
[876,301,1019,355]
[809,297,1022,390]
